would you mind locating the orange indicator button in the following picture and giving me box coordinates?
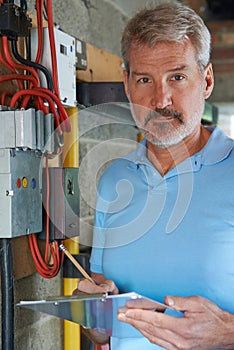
[16,178,21,188]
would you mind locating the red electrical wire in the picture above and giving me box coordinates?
[0,92,13,106]
[0,46,17,73]
[2,36,40,87]
[0,73,38,108]
[20,89,49,115]
[35,0,44,64]
[46,0,60,98]
[28,158,64,278]
[0,44,24,90]
[10,87,71,132]
[36,87,71,131]
[0,74,38,87]
[9,89,62,134]
[0,37,46,111]
[28,235,63,278]
[5,33,45,110]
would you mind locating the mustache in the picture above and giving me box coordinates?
[144,108,183,126]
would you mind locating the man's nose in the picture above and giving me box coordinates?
[150,84,172,110]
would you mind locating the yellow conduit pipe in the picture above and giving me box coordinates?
[63,106,80,349]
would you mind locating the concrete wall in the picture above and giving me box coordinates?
[7,1,234,350]
[78,106,139,248]
[14,273,63,350]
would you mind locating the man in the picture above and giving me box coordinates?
[77,2,234,349]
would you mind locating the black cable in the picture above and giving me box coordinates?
[43,0,48,21]
[20,0,27,11]
[23,36,30,89]
[0,238,14,350]
[11,39,54,91]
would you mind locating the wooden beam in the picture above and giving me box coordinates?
[12,236,36,280]
[77,43,123,82]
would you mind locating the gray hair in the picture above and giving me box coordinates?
[121,2,211,72]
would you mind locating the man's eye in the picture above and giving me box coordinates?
[139,77,150,83]
[172,75,184,81]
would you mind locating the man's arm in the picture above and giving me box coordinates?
[118,295,234,350]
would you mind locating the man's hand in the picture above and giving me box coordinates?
[118,295,234,350]
[73,273,119,296]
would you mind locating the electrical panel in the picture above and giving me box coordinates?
[0,5,80,243]
[0,149,42,238]
[0,0,80,279]
[30,27,77,107]
[0,107,58,238]
[41,167,79,240]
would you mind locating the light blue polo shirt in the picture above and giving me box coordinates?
[90,126,234,349]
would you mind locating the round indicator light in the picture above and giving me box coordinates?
[31,178,37,189]
[22,177,28,188]
[16,178,21,188]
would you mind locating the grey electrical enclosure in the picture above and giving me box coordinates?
[0,149,42,237]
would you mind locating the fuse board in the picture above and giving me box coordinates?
[0,149,42,238]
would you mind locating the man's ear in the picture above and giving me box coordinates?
[123,70,130,100]
[204,62,214,100]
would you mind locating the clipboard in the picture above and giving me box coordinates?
[17,292,171,335]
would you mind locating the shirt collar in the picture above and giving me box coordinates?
[199,126,234,165]
[125,126,234,168]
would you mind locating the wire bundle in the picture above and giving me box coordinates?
[0,0,71,278]
[29,157,64,278]
[0,1,71,132]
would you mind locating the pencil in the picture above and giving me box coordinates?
[59,244,96,285]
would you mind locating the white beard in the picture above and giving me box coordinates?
[131,105,202,149]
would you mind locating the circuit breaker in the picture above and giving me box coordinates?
[0,149,42,238]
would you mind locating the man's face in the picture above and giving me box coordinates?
[123,40,214,148]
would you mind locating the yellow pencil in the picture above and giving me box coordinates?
[59,244,96,285]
